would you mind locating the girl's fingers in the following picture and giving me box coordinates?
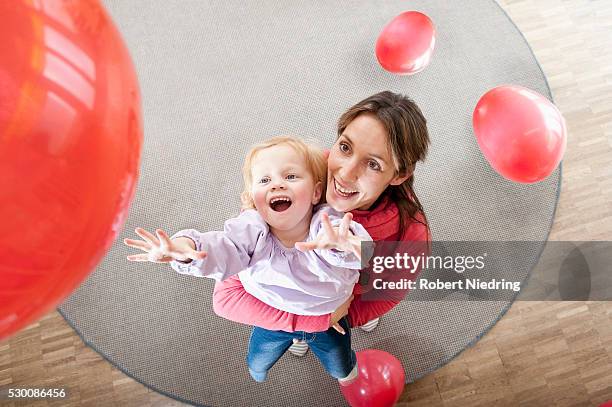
[123,238,151,251]
[127,253,151,262]
[135,227,159,247]
[321,213,336,240]
[332,323,345,335]
[338,213,352,238]
[156,229,171,252]
[127,251,173,263]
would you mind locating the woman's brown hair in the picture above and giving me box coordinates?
[337,91,430,239]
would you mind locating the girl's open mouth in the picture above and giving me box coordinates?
[269,196,292,212]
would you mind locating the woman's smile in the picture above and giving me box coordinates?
[333,177,359,197]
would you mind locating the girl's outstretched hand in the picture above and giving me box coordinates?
[295,212,361,260]
[124,228,208,263]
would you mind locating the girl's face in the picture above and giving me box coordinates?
[326,113,409,211]
[250,144,322,233]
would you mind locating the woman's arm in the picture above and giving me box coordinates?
[347,219,431,327]
[346,294,400,328]
[212,276,332,333]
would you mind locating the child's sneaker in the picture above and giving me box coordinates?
[337,363,359,386]
[359,317,380,332]
[288,339,309,357]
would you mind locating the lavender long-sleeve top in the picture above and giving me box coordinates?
[169,205,371,316]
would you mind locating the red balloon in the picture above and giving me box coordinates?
[0,0,142,341]
[340,349,405,407]
[375,11,436,75]
[473,85,567,183]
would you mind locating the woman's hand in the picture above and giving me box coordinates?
[295,212,361,260]
[329,294,354,334]
[124,228,208,263]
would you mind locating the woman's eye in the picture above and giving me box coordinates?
[339,142,350,153]
[286,174,297,180]
[368,160,381,171]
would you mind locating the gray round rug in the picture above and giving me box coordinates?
[59,1,560,406]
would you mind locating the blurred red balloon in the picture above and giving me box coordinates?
[339,349,405,407]
[473,85,567,183]
[0,0,142,341]
[375,11,436,75]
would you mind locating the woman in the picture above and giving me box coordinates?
[213,90,431,355]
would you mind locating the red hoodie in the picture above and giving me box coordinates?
[212,194,430,332]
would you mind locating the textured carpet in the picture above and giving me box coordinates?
[59,1,560,406]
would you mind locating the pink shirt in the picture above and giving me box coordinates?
[212,194,431,332]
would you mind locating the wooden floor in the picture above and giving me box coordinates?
[2,0,611,405]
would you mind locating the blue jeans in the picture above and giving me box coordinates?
[247,317,356,382]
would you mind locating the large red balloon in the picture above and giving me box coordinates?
[339,349,406,407]
[375,11,436,75]
[473,85,567,183]
[0,0,142,341]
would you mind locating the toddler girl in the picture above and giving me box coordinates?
[124,136,371,384]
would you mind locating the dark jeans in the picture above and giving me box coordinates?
[246,317,356,382]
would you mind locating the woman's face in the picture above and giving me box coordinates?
[326,113,409,211]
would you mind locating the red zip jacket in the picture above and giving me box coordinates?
[212,194,430,332]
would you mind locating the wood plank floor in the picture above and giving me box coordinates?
[2,0,611,405]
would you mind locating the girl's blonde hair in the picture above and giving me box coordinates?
[241,136,327,210]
